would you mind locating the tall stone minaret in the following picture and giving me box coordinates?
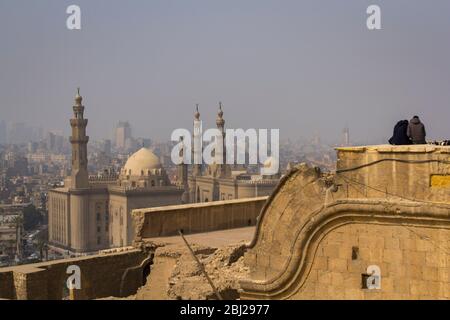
[215,102,228,177]
[177,137,189,203]
[69,88,89,189]
[192,104,202,177]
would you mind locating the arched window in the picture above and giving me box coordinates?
[151,180,155,187]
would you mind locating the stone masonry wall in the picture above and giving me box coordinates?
[240,146,450,299]
[292,223,450,299]
[0,249,150,300]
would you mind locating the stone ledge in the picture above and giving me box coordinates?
[336,144,450,154]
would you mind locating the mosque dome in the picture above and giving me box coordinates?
[122,148,162,176]
[262,156,280,176]
[263,156,278,168]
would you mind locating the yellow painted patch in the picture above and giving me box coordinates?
[430,175,450,187]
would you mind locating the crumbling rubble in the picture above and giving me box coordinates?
[136,241,250,300]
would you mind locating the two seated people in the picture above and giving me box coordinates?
[389,116,426,145]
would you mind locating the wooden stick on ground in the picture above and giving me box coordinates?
[178,230,224,300]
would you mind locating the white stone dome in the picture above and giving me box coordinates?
[123,148,162,176]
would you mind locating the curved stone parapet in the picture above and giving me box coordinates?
[240,162,450,300]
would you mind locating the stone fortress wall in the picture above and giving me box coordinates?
[0,197,266,300]
[0,248,149,300]
[2,145,450,300]
[240,145,450,299]
[133,197,267,240]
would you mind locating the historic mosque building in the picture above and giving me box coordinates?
[182,104,280,204]
[48,91,280,255]
[48,91,183,255]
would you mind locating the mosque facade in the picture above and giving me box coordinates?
[48,91,280,255]
[48,91,184,255]
[180,104,280,204]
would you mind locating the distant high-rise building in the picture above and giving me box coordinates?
[45,132,65,153]
[0,121,6,145]
[102,139,112,155]
[342,127,350,146]
[46,132,55,151]
[27,141,37,153]
[136,138,152,149]
[115,121,132,150]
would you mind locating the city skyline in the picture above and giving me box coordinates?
[0,116,368,147]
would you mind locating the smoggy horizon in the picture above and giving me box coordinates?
[1,0,450,144]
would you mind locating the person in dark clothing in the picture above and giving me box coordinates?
[389,120,412,145]
[407,116,427,144]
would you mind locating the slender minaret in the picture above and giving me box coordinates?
[69,88,89,189]
[192,104,202,177]
[215,102,228,177]
[177,137,190,203]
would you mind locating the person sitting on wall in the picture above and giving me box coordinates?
[389,120,412,145]
[407,115,427,144]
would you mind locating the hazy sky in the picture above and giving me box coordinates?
[1,0,449,143]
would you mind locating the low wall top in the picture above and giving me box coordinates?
[133,196,269,214]
[335,144,450,153]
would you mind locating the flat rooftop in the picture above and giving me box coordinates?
[146,226,256,248]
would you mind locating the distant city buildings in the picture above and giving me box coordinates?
[45,131,65,154]
[0,203,26,266]
[102,139,111,156]
[0,93,349,265]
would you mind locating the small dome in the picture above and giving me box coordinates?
[123,148,162,175]
[263,156,279,169]
[216,102,225,127]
